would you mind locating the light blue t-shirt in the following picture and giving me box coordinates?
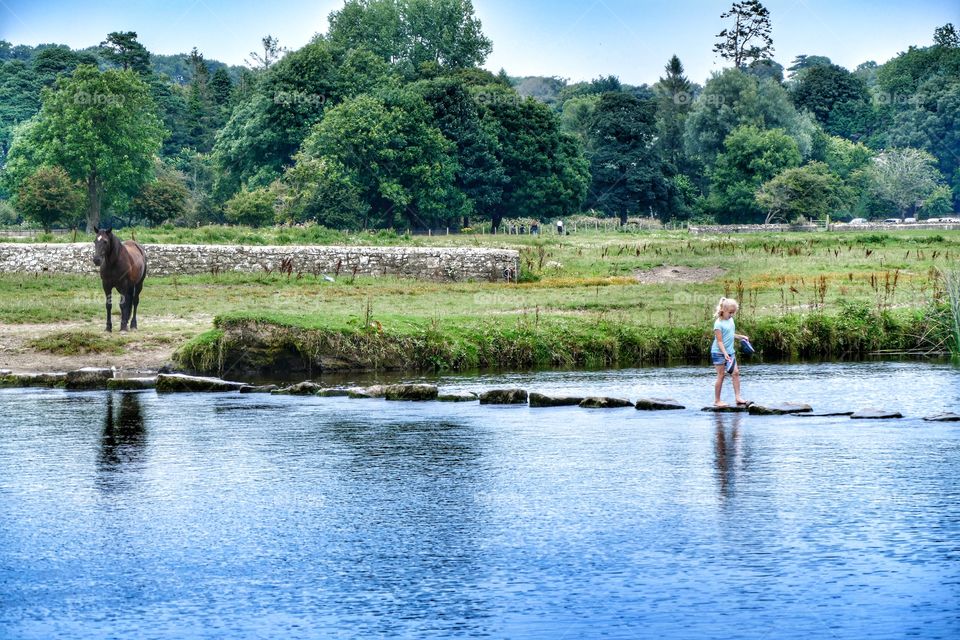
[711,317,735,355]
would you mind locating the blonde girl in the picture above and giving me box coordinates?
[711,297,750,407]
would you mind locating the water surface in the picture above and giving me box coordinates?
[1,362,958,638]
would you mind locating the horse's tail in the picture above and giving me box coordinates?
[134,242,147,284]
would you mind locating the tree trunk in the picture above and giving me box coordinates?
[86,173,102,232]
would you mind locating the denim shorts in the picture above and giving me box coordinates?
[710,352,728,366]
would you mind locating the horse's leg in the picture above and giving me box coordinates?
[130,282,142,330]
[119,288,131,332]
[104,284,113,332]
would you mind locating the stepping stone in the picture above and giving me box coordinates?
[701,405,748,413]
[0,371,68,388]
[479,389,528,405]
[437,391,478,402]
[349,385,390,398]
[850,408,903,419]
[529,392,585,407]
[923,413,960,422]
[272,381,323,395]
[317,388,353,397]
[384,384,439,401]
[794,411,855,417]
[239,384,278,394]
[107,377,157,390]
[635,398,685,411]
[747,402,813,415]
[579,397,634,409]
[65,367,114,390]
[156,374,246,393]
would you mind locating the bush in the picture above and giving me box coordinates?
[224,185,278,227]
[0,199,20,226]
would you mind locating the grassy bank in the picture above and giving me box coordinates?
[2,227,957,374]
[172,303,948,377]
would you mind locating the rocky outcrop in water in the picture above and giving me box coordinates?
[65,367,114,390]
[384,384,439,401]
[272,381,323,395]
[479,389,528,405]
[747,402,813,415]
[923,412,960,422]
[702,405,749,413]
[0,371,68,387]
[529,392,585,407]
[579,397,634,409]
[635,398,685,411]
[155,373,246,393]
[437,391,478,402]
[107,377,157,390]
[850,408,903,419]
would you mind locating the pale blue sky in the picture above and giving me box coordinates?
[2,1,957,85]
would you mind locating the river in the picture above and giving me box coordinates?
[1,362,958,638]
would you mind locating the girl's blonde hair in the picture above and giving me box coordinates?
[714,297,739,318]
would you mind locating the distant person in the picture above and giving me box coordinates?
[557,219,564,235]
[711,297,750,408]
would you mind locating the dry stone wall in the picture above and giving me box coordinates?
[0,243,520,282]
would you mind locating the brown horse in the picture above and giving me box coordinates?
[92,228,147,332]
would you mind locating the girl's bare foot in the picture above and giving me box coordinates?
[714,402,730,407]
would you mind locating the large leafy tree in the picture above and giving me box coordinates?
[867,148,945,220]
[7,65,166,230]
[16,165,83,231]
[706,125,802,223]
[415,77,505,226]
[756,162,850,224]
[586,92,670,223]
[298,89,466,229]
[714,0,774,69]
[684,68,812,166]
[478,85,588,228]
[791,64,869,126]
[328,0,491,73]
[213,39,397,196]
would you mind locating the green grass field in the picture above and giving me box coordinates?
[2,227,957,370]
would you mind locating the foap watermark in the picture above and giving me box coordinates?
[671,91,725,107]
[273,90,327,108]
[73,91,125,107]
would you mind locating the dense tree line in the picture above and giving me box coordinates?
[0,1,957,232]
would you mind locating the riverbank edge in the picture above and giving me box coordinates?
[171,305,951,378]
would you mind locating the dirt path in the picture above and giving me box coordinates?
[0,316,210,374]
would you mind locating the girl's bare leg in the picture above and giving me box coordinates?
[714,365,727,405]
[733,366,746,404]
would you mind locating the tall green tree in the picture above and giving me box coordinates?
[654,55,693,170]
[327,0,491,73]
[867,148,945,220]
[934,23,959,48]
[684,68,812,166]
[99,32,151,74]
[415,77,505,226]
[586,92,670,223]
[298,89,466,229]
[791,64,869,125]
[6,65,165,230]
[706,125,801,223]
[478,85,588,228]
[246,35,287,70]
[714,0,774,69]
